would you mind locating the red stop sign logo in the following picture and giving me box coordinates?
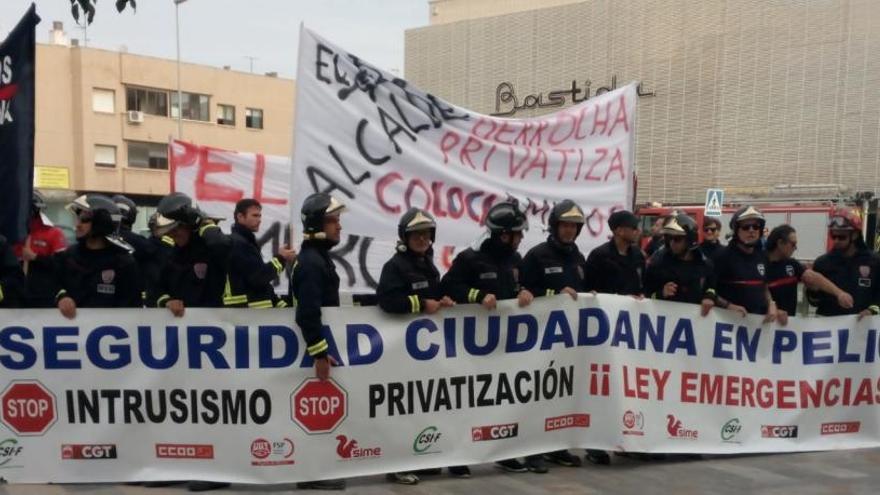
[291,378,347,434]
[1,380,58,436]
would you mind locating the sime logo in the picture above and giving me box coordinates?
[155,444,214,459]
[336,435,381,460]
[761,425,798,438]
[471,423,519,442]
[666,415,698,439]
[61,444,117,460]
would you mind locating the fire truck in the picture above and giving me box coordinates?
[635,191,877,262]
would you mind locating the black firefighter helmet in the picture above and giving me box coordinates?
[485,200,528,236]
[549,199,586,238]
[397,207,436,242]
[112,194,138,228]
[300,192,346,240]
[662,213,699,250]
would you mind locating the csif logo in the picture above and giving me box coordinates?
[0,438,23,468]
[412,426,442,455]
[335,435,381,460]
[721,418,742,443]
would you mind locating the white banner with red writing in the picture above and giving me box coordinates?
[290,27,636,293]
[0,297,878,483]
[169,140,292,293]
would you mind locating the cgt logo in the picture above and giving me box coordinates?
[545,414,590,432]
[412,426,442,455]
[0,438,23,468]
[61,444,117,460]
[761,425,798,438]
[471,423,518,442]
[155,444,214,459]
[821,422,861,435]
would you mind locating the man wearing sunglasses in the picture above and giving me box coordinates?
[699,217,724,258]
[765,224,853,320]
[711,205,779,322]
[809,207,880,318]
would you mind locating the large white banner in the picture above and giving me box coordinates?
[291,28,637,292]
[169,140,293,293]
[0,297,878,483]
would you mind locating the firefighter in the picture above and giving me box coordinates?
[519,199,586,471]
[644,213,717,315]
[581,209,644,465]
[112,194,154,306]
[441,200,535,474]
[53,194,140,318]
[765,224,853,319]
[289,192,347,491]
[699,216,724,258]
[0,234,24,308]
[376,208,460,484]
[141,212,175,308]
[13,190,67,307]
[226,198,296,309]
[712,206,778,321]
[809,207,880,317]
[150,192,233,492]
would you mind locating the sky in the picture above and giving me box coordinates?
[0,0,429,79]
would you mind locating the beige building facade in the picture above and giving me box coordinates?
[407,0,880,205]
[34,23,294,230]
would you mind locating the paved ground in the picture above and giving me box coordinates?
[1,448,878,494]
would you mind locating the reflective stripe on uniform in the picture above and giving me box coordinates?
[0,283,4,303]
[275,300,289,308]
[223,275,247,306]
[271,257,283,274]
[307,339,329,356]
[248,299,274,309]
[467,288,480,303]
[161,235,174,246]
[156,294,171,308]
[408,295,420,313]
[198,223,218,237]
[545,289,555,296]
[870,305,880,315]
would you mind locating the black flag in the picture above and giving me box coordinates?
[0,4,39,242]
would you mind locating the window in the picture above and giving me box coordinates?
[127,141,168,170]
[94,145,116,168]
[246,108,263,129]
[217,104,235,126]
[125,87,168,117]
[92,88,115,113]
[171,92,210,121]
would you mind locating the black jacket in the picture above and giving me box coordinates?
[142,235,174,308]
[442,237,522,303]
[520,237,587,296]
[810,247,880,316]
[155,224,232,308]
[227,223,287,308]
[644,248,717,304]
[584,240,645,296]
[51,241,141,308]
[290,240,340,358]
[120,227,158,306]
[712,244,769,314]
[377,247,442,314]
[0,235,24,308]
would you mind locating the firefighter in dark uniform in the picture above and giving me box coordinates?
[226,198,296,309]
[150,192,233,492]
[699,216,724,258]
[113,194,154,306]
[711,206,778,322]
[0,234,24,308]
[519,199,586,471]
[765,224,852,319]
[289,192,347,491]
[53,194,140,318]
[441,200,535,474]
[141,212,175,309]
[644,213,717,315]
[584,210,645,296]
[809,207,880,317]
[376,208,461,484]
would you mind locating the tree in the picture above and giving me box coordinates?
[70,0,136,25]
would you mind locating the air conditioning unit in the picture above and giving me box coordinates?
[127,110,144,124]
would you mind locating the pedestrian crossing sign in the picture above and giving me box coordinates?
[705,189,723,217]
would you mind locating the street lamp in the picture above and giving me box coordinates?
[174,0,188,140]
